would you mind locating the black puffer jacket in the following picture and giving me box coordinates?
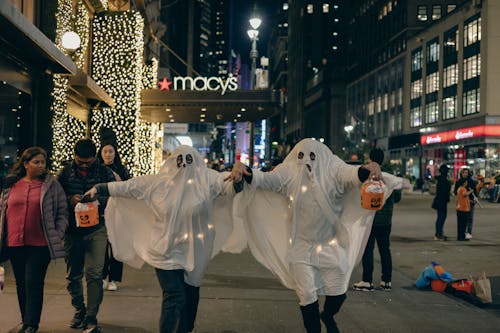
[57,160,115,235]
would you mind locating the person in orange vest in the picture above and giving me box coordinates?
[456,178,474,241]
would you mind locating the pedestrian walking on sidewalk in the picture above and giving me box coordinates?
[353,158,402,292]
[57,139,116,332]
[432,164,451,241]
[456,178,474,241]
[0,147,68,333]
[98,132,130,292]
[230,140,410,333]
[85,145,240,333]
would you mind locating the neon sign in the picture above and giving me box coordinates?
[421,125,500,145]
[158,75,238,95]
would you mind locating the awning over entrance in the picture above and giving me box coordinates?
[67,69,115,121]
[140,89,280,123]
[0,2,77,76]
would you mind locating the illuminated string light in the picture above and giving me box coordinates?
[51,0,86,172]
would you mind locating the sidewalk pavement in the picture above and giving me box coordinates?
[1,191,499,333]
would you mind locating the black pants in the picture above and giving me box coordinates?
[457,211,469,240]
[362,225,392,283]
[155,269,200,333]
[103,242,123,282]
[9,246,51,328]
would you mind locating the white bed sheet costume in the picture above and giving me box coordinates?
[234,139,407,306]
[102,145,239,287]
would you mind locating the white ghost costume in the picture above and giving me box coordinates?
[103,145,239,286]
[235,139,405,305]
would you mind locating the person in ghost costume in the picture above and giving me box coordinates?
[230,139,410,333]
[85,145,240,333]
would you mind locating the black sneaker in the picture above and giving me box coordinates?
[83,324,102,333]
[81,316,98,330]
[69,310,86,329]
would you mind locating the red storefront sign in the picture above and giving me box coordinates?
[420,125,500,145]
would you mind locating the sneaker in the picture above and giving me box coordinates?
[83,324,101,333]
[102,279,108,290]
[81,317,98,330]
[353,281,374,291]
[465,233,472,239]
[69,310,86,329]
[380,281,392,291]
[107,281,118,291]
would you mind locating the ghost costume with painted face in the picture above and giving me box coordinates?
[234,138,406,333]
[98,145,237,332]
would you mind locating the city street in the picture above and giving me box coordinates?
[1,191,499,333]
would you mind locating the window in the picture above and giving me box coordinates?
[417,5,427,21]
[376,96,382,113]
[411,79,422,100]
[426,72,439,94]
[390,91,396,108]
[463,54,481,80]
[427,39,439,63]
[397,87,403,105]
[443,96,456,120]
[444,27,458,56]
[307,4,313,14]
[411,49,422,72]
[425,101,439,123]
[443,64,458,87]
[463,88,480,115]
[323,4,329,13]
[283,3,289,10]
[464,16,481,47]
[410,105,422,127]
[383,93,389,110]
[432,5,441,20]
[368,99,375,115]
[447,5,456,13]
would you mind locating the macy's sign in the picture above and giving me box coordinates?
[158,75,238,95]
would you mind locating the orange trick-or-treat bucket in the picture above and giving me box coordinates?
[361,180,385,211]
[75,200,99,228]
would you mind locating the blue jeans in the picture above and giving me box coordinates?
[435,209,447,237]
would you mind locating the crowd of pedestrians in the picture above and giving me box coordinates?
[0,134,487,333]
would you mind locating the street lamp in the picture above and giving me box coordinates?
[246,15,262,166]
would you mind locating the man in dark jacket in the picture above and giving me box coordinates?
[57,139,115,332]
[433,164,451,240]
[353,149,401,291]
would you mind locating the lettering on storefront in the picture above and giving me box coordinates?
[426,135,442,144]
[421,125,500,145]
[455,129,474,140]
[158,75,238,95]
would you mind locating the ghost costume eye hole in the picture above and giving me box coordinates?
[298,152,304,159]
[310,152,316,161]
[186,154,193,164]
[176,155,183,168]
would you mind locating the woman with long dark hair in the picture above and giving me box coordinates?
[98,141,130,291]
[0,147,68,333]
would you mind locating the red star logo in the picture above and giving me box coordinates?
[158,78,173,91]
